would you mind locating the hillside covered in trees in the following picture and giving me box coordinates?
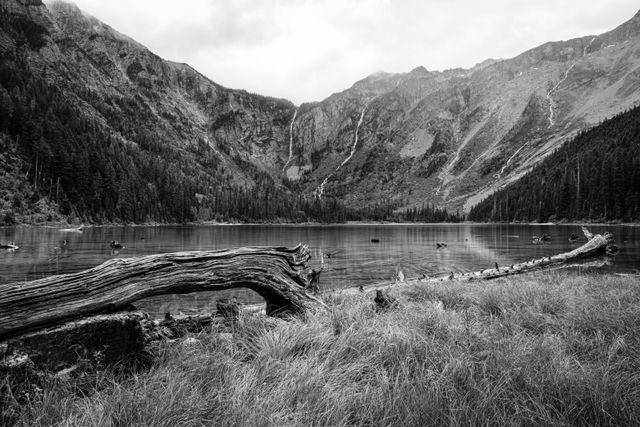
[0,0,465,225]
[468,105,640,223]
[0,1,357,225]
[0,48,352,224]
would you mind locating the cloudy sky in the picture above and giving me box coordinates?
[55,0,638,104]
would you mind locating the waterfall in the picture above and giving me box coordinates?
[317,176,329,199]
[546,37,595,129]
[338,104,367,170]
[499,144,527,175]
[546,63,576,128]
[283,107,299,172]
[316,103,369,199]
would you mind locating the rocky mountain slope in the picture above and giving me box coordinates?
[12,0,296,181]
[467,104,640,222]
[285,10,640,212]
[0,0,308,223]
[2,0,640,220]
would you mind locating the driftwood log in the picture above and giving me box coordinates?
[333,227,617,299]
[0,244,322,341]
[423,227,616,283]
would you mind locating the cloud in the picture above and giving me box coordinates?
[51,0,639,104]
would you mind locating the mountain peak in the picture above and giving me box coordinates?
[409,66,429,76]
[47,0,149,52]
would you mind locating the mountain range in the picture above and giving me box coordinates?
[288,8,640,212]
[1,0,639,222]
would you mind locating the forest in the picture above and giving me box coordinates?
[468,105,640,222]
[0,10,465,225]
[0,14,356,225]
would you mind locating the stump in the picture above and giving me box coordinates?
[374,290,399,312]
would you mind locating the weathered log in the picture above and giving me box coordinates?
[423,227,616,283]
[333,228,617,299]
[0,244,322,340]
[0,312,148,371]
[0,311,231,371]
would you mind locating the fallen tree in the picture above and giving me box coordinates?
[422,227,617,283]
[0,229,617,371]
[0,244,321,341]
[0,311,230,372]
[333,227,618,299]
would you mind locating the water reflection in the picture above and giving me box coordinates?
[1,224,639,316]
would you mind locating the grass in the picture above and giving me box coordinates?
[3,271,640,426]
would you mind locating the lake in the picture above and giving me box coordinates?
[1,224,638,316]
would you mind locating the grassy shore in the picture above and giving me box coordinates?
[4,271,640,426]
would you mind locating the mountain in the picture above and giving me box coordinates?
[467,104,640,222]
[1,0,639,223]
[285,10,640,212]
[0,0,349,223]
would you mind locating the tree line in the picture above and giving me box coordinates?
[468,105,640,222]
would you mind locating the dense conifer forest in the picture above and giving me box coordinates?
[0,51,348,224]
[0,15,355,225]
[468,105,640,222]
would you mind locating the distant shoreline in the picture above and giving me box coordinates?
[2,220,639,228]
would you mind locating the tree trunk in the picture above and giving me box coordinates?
[0,244,322,340]
[0,311,233,372]
[0,312,149,371]
[423,227,616,283]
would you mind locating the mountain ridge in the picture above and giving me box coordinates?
[281,7,640,212]
[1,0,640,223]
[1,0,335,224]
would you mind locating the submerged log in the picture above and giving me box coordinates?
[423,227,616,283]
[0,244,322,340]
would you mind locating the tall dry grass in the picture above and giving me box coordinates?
[4,271,640,426]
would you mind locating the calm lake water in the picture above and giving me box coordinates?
[1,224,638,316]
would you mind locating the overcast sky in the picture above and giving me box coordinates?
[53,0,639,104]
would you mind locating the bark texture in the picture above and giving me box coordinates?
[0,244,320,340]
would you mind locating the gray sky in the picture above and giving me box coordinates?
[55,0,639,104]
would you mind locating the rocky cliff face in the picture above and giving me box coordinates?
[285,11,640,212]
[1,0,296,192]
[3,0,640,215]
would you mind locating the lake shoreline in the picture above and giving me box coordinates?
[5,270,640,425]
[2,223,638,291]
[3,219,640,229]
